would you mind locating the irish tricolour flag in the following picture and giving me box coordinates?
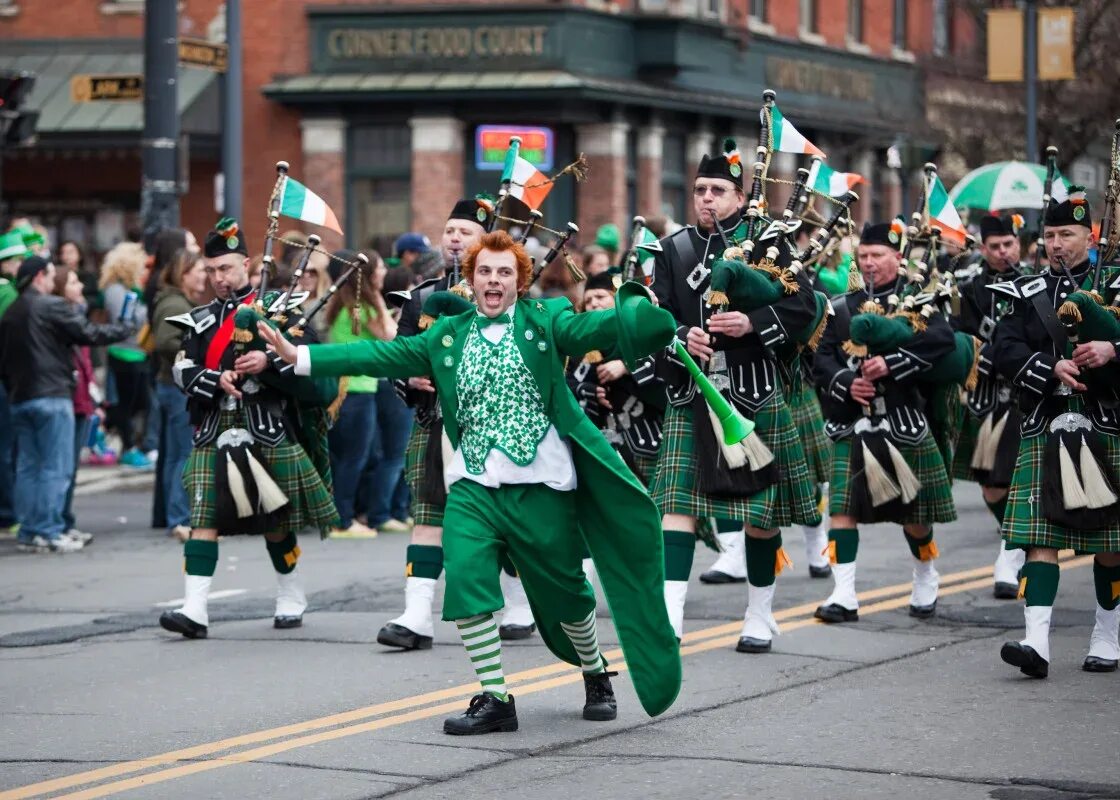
[926,174,967,245]
[502,152,553,211]
[809,160,863,197]
[768,105,826,158]
[279,177,343,235]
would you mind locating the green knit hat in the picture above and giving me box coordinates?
[595,223,621,252]
[0,230,29,262]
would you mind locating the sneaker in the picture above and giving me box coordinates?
[377,518,412,533]
[17,534,85,553]
[329,521,379,539]
[119,448,153,470]
[66,528,94,545]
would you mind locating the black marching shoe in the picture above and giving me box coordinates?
[909,601,937,619]
[498,622,536,641]
[735,636,772,654]
[1082,655,1119,673]
[1000,642,1049,678]
[376,622,433,650]
[808,564,833,579]
[274,614,303,629]
[699,569,746,585]
[814,604,858,624]
[159,610,208,639]
[582,671,618,721]
[443,693,518,735]
[993,582,1019,600]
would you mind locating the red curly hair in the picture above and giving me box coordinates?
[461,230,534,295]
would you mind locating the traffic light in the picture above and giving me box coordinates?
[0,70,38,148]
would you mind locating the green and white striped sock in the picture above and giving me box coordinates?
[560,610,605,675]
[456,613,508,701]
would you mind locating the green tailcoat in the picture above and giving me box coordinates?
[306,296,682,718]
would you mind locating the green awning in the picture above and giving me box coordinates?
[0,38,220,139]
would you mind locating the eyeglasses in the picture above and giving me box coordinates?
[693,184,728,198]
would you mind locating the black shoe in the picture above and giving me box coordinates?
[993,582,1019,600]
[583,671,618,721]
[736,636,772,653]
[498,622,536,641]
[814,603,858,624]
[1082,655,1119,673]
[699,570,746,585]
[808,564,832,579]
[1000,641,1049,678]
[376,622,433,650]
[159,610,208,639]
[274,615,303,629]
[443,693,518,735]
[909,601,937,619]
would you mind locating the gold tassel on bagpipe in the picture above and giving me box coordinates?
[842,339,868,358]
[232,327,255,344]
[584,350,604,364]
[707,289,730,308]
[893,309,926,333]
[326,376,350,422]
[847,269,864,293]
[723,246,746,262]
[778,269,800,295]
[965,334,982,392]
[418,313,436,331]
[449,281,473,301]
[858,300,884,315]
[565,254,586,282]
[1058,300,1083,324]
[806,307,829,352]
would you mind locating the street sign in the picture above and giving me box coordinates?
[179,38,228,72]
[70,74,143,102]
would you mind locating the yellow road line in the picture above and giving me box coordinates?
[3,554,1090,800]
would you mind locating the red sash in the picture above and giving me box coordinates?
[204,292,257,370]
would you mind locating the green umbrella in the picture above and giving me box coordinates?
[948,161,1070,211]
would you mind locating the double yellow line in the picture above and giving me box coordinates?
[2,554,1091,800]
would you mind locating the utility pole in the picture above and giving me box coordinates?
[141,0,180,250]
[222,0,242,221]
[1024,0,1038,163]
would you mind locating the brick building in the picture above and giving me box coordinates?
[0,0,981,257]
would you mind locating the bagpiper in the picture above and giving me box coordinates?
[812,221,958,624]
[951,214,1028,598]
[262,230,682,732]
[158,218,338,639]
[991,187,1120,678]
[649,138,822,653]
[376,198,535,652]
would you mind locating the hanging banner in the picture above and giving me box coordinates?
[1038,7,1075,81]
[987,8,1024,82]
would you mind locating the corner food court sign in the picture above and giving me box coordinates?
[318,20,553,69]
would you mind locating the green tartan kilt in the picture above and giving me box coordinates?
[404,422,445,527]
[790,383,832,486]
[829,433,957,525]
[952,411,980,482]
[183,414,339,536]
[1003,429,1120,553]
[628,450,658,488]
[650,395,821,529]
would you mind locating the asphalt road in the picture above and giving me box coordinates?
[1,480,1118,800]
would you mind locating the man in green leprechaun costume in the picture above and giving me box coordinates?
[990,188,1120,678]
[259,230,682,733]
[648,138,822,653]
[158,218,338,640]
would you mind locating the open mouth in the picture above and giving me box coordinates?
[483,289,503,304]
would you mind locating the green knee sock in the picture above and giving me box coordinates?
[184,539,218,577]
[663,530,696,582]
[715,518,743,534]
[265,532,300,575]
[984,495,1008,526]
[560,610,606,675]
[457,613,508,701]
[745,533,783,587]
[406,544,443,579]
[904,529,937,561]
[1020,561,1060,606]
[828,528,859,565]
[1093,560,1120,611]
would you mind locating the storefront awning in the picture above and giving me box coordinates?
[0,39,220,144]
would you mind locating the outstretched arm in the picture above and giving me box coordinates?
[258,320,432,380]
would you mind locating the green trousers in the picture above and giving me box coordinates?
[442,479,596,627]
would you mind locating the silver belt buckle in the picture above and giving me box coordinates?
[871,397,887,416]
[220,394,238,411]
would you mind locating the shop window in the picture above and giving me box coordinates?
[348,125,411,255]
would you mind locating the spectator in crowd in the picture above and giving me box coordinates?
[98,242,153,469]
[247,255,265,290]
[362,260,415,532]
[298,249,332,337]
[410,249,444,284]
[393,232,431,272]
[581,244,611,277]
[0,256,134,552]
[151,248,209,542]
[58,240,100,309]
[324,249,397,537]
[52,263,99,545]
[0,230,29,531]
[276,230,308,275]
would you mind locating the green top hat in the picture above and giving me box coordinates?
[0,230,28,262]
[595,223,621,252]
[614,281,675,370]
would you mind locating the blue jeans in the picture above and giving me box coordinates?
[62,414,92,530]
[328,391,380,527]
[11,397,75,541]
[156,382,193,528]
[366,380,413,526]
[0,383,15,526]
